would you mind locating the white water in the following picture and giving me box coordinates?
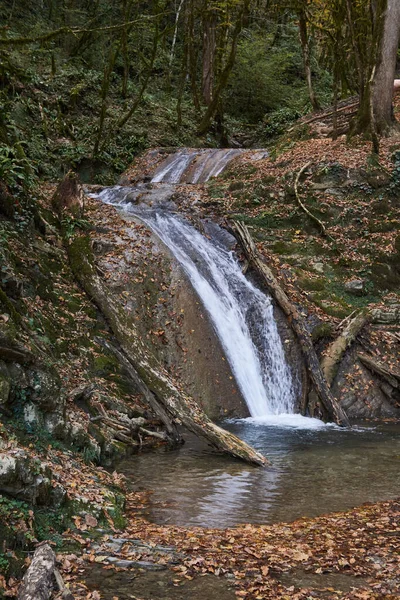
[96,184,296,418]
[151,148,243,184]
[142,213,295,417]
[151,151,196,183]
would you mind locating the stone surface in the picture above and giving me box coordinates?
[344,279,365,296]
[0,450,58,505]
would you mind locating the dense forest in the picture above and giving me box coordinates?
[1,1,400,599]
[1,0,399,193]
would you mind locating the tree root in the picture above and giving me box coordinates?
[294,162,334,241]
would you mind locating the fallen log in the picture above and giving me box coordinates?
[230,221,350,427]
[68,234,268,466]
[18,544,57,600]
[321,311,370,386]
[358,353,400,406]
[95,338,181,445]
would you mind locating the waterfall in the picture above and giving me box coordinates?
[151,148,243,184]
[95,187,295,417]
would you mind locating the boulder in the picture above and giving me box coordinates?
[0,450,60,505]
[344,279,366,296]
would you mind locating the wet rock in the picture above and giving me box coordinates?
[344,279,365,296]
[1,271,24,299]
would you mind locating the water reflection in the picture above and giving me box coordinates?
[119,422,400,528]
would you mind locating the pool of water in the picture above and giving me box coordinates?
[118,420,400,528]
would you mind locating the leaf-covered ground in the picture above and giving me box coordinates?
[47,491,400,600]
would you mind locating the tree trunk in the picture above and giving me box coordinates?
[18,544,56,600]
[197,0,250,135]
[66,233,268,466]
[298,10,320,111]
[371,0,400,134]
[354,0,400,137]
[230,221,350,427]
[202,13,217,105]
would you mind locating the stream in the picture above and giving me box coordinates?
[119,420,400,528]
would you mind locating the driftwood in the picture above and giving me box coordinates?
[95,338,181,445]
[231,221,350,427]
[321,312,370,386]
[18,544,58,600]
[68,236,268,466]
[358,353,400,406]
[89,399,167,443]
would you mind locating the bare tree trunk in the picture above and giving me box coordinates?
[371,0,400,134]
[298,10,320,111]
[197,0,250,135]
[202,13,216,105]
[354,0,400,137]
[231,221,350,427]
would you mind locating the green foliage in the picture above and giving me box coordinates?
[0,495,36,544]
[0,553,10,575]
[227,33,299,121]
[261,107,302,138]
[61,216,91,239]
[0,145,36,193]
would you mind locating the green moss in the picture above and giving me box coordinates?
[67,234,95,279]
[92,354,120,377]
[297,276,326,291]
[272,240,292,254]
[311,322,334,342]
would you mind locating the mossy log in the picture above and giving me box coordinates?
[231,221,350,427]
[66,233,268,466]
[321,312,370,386]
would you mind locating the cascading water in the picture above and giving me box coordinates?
[150,148,243,184]
[95,186,295,418]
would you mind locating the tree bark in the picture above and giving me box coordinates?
[197,0,250,135]
[18,544,56,600]
[298,10,320,111]
[321,312,370,386]
[230,221,350,427]
[371,0,400,134]
[202,13,217,105]
[66,233,268,466]
[354,0,400,137]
